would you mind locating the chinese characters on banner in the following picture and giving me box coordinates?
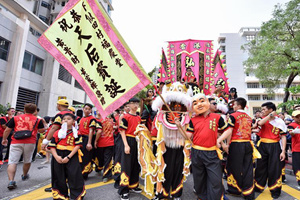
[210,50,229,94]
[167,39,213,94]
[38,0,151,118]
[157,48,169,83]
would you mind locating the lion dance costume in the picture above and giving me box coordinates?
[136,82,193,199]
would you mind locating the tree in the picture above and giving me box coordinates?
[242,0,300,111]
[0,103,11,115]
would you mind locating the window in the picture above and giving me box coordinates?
[39,15,49,24]
[22,51,44,75]
[262,95,275,100]
[41,1,51,9]
[253,107,261,114]
[291,95,300,100]
[247,83,259,88]
[248,95,261,101]
[0,36,10,61]
[74,80,83,90]
[58,65,72,84]
[16,87,39,111]
[62,1,66,6]
[277,94,285,101]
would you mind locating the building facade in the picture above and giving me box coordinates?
[218,27,300,116]
[0,0,113,117]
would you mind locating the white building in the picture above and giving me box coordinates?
[0,0,113,117]
[218,27,300,116]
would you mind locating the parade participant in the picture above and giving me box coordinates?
[48,113,86,199]
[182,67,197,83]
[113,103,129,189]
[218,97,256,199]
[42,99,73,193]
[187,93,231,200]
[42,99,72,149]
[208,97,218,113]
[118,97,142,200]
[149,82,193,200]
[214,82,228,103]
[2,103,44,190]
[254,102,286,199]
[40,117,54,165]
[94,113,114,182]
[78,103,97,179]
[287,110,300,190]
[1,108,15,163]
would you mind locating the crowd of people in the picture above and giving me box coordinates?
[0,82,300,200]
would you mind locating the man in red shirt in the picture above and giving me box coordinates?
[0,108,15,163]
[187,93,231,200]
[217,97,255,199]
[78,103,96,179]
[118,97,142,200]
[94,114,114,182]
[113,103,129,189]
[288,110,300,189]
[2,103,44,190]
[254,102,286,199]
[182,67,196,84]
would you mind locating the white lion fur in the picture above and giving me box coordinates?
[152,82,193,112]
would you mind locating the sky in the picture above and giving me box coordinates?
[111,0,291,73]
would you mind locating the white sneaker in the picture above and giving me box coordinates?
[41,160,50,165]
[120,193,129,200]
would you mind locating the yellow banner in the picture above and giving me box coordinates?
[38,0,151,117]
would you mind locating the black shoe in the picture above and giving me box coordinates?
[7,181,17,190]
[120,193,129,200]
[21,174,29,181]
[271,193,280,199]
[131,187,142,193]
[44,187,52,192]
[114,181,120,189]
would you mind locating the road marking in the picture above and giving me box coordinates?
[11,180,115,200]
[282,185,300,200]
[255,189,273,200]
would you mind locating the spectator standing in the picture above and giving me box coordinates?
[287,110,300,190]
[2,103,44,190]
[1,108,15,163]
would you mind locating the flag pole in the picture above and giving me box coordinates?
[151,83,192,144]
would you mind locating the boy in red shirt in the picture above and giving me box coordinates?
[48,113,86,200]
[118,98,142,200]
[94,114,115,182]
[217,97,255,199]
[288,110,300,189]
[78,103,96,179]
[254,102,286,199]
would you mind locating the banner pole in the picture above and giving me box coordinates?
[151,83,192,144]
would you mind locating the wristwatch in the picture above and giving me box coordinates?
[67,156,70,160]
[269,113,273,117]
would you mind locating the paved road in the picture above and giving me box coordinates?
[0,157,300,200]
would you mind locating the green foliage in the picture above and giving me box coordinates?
[242,0,300,103]
[278,85,300,112]
[0,103,11,115]
[135,67,156,100]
